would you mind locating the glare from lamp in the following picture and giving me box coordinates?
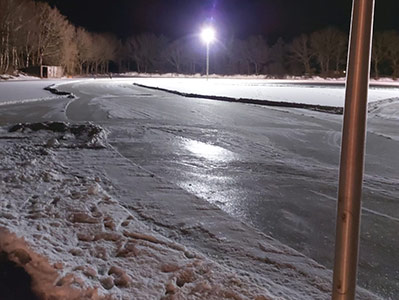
[201,27,216,44]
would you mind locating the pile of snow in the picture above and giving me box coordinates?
[8,122,107,149]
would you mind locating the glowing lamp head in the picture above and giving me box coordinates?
[201,27,216,44]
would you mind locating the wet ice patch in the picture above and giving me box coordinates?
[182,138,237,162]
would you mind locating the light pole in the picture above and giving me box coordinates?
[332,0,375,299]
[200,26,216,80]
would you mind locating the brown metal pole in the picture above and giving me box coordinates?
[332,0,375,299]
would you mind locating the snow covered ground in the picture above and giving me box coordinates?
[0,73,41,81]
[1,77,397,299]
[4,122,271,299]
[131,77,399,108]
[0,79,82,106]
[0,120,380,300]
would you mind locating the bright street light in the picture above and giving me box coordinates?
[201,26,216,44]
[200,26,216,79]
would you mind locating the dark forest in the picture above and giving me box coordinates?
[1,0,398,78]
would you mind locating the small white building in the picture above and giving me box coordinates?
[40,65,63,78]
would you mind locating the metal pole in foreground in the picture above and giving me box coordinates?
[332,0,375,299]
[206,42,210,80]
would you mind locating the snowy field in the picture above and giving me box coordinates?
[131,77,399,108]
[0,79,81,105]
[1,77,398,299]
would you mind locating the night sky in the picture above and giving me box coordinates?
[40,0,399,41]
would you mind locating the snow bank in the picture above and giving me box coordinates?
[120,72,399,84]
[129,77,399,109]
[0,81,75,106]
[0,73,41,81]
[368,98,399,121]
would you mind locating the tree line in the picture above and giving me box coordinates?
[2,0,399,78]
[0,0,118,75]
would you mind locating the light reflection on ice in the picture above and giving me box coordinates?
[180,177,247,221]
[182,139,236,162]
[178,139,241,219]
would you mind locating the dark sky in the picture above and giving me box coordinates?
[40,0,399,41]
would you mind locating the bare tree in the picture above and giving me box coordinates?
[113,39,126,73]
[33,3,74,67]
[372,31,390,78]
[101,34,119,73]
[75,27,93,74]
[60,23,78,74]
[89,33,118,74]
[310,27,346,76]
[183,41,202,74]
[289,34,313,75]
[269,38,287,77]
[127,33,168,73]
[20,1,40,68]
[245,35,269,75]
[385,31,399,79]
[227,39,247,74]
[0,0,34,72]
[332,31,347,74]
[163,40,185,73]
[230,36,268,75]
[126,35,144,72]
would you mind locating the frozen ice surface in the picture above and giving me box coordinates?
[0,123,379,299]
[1,77,397,299]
